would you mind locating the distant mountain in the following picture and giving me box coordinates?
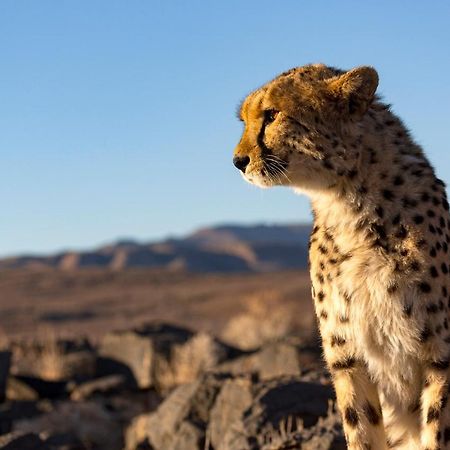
[0,223,312,273]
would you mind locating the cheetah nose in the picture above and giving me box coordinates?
[233,155,250,173]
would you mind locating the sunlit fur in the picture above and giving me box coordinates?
[233,64,450,450]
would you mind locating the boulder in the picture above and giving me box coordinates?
[70,374,127,401]
[0,400,43,435]
[98,323,233,390]
[0,430,90,450]
[6,376,39,401]
[125,373,227,450]
[207,376,253,450]
[213,338,324,381]
[126,372,339,450]
[0,432,47,450]
[13,400,122,450]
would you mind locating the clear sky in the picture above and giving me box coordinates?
[1,1,450,257]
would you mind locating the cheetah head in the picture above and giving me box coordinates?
[233,64,378,192]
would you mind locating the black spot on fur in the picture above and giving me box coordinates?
[420,326,433,342]
[419,282,432,293]
[413,215,424,224]
[387,284,398,294]
[393,175,404,186]
[364,402,381,425]
[382,189,395,201]
[427,406,440,423]
[395,225,408,239]
[404,303,413,316]
[430,359,450,371]
[330,335,346,347]
[392,214,401,225]
[332,357,356,370]
[375,206,384,218]
[403,196,418,208]
[444,427,450,443]
[318,245,328,255]
[430,266,439,278]
[344,406,359,427]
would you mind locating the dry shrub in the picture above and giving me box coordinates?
[156,332,225,391]
[37,337,66,381]
[259,415,304,450]
[221,290,293,350]
[10,328,95,381]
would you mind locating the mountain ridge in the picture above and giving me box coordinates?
[0,223,312,273]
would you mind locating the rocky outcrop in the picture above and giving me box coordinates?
[0,322,342,450]
[98,324,237,390]
[125,372,341,450]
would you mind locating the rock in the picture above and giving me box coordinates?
[99,323,233,390]
[207,376,253,450]
[126,372,338,450]
[124,373,227,450]
[170,421,202,450]
[6,376,39,401]
[216,339,304,381]
[257,341,302,380]
[0,400,43,435]
[209,376,335,450]
[70,374,127,401]
[125,414,154,450]
[248,378,334,430]
[0,431,47,450]
[44,432,87,449]
[0,351,11,402]
[13,400,123,450]
[0,430,90,450]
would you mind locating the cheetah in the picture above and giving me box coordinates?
[232,64,450,449]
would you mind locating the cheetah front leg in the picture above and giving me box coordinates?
[420,363,450,449]
[327,354,387,450]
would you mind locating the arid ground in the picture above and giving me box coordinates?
[0,268,315,343]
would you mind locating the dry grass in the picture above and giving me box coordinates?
[156,332,224,391]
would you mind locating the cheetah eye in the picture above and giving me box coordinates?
[264,109,279,123]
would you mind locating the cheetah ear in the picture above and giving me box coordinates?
[328,66,379,118]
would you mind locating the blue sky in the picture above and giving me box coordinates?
[1,1,450,256]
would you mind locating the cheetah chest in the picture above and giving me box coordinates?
[310,243,423,404]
